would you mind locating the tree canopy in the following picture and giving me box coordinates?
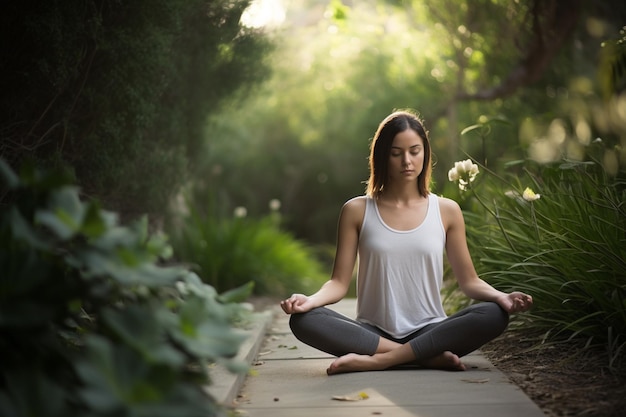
[2,0,625,244]
[199,0,626,244]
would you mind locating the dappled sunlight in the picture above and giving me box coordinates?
[528,119,567,164]
[241,0,286,29]
[205,0,626,248]
[574,116,592,145]
[284,0,436,92]
[525,92,626,167]
[609,92,626,131]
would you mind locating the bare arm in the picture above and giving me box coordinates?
[440,197,533,314]
[280,197,364,314]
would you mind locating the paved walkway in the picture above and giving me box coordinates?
[211,298,546,417]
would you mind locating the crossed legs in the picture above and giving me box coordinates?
[289,302,509,375]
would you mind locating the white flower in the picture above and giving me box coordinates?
[447,167,460,182]
[269,199,281,211]
[234,206,248,218]
[448,159,479,191]
[522,187,541,202]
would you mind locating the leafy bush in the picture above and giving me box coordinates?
[1,0,271,217]
[448,153,626,368]
[169,201,328,297]
[0,160,253,416]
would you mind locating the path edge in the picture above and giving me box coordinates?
[204,309,274,407]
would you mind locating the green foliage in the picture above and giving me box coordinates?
[197,0,626,245]
[0,159,253,416]
[200,0,446,244]
[1,0,271,217]
[452,153,626,368]
[169,200,328,297]
[328,0,350,22]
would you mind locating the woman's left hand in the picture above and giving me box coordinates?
[497,292,533,314]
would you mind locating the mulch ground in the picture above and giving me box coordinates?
[482,330,626,417]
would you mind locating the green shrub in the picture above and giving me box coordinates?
[0,159,253,416]
[169,202,328,297]
[448,155,626,368]
[1,0,271,218]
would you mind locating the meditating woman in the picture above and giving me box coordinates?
[280,110,533,375]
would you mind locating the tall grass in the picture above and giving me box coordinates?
[168,204,328,297]
[458,159,626,368]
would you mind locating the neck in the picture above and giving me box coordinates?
[380,183,425,204]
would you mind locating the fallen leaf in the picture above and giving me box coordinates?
[332,391,369,401]
[460,378,490,384]
[277,344,298,350]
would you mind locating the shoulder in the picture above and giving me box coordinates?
[435,195,460,211]
[434,195,463,228]
[340,196,368,224]
[342,195,368,216]
[344,195,368,210]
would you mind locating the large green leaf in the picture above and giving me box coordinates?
[5,207,50,250]
[170,296,246,360]
[76,336,169,411]
[76,335,218,416]
[1,158,253,416]
[80,202,108,238]
[102,305,185,367]
[35,186,85,240]
[72,249,182,286]
[217,281,255,304]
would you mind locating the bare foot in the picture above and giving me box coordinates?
[327,353,385,375]
[327,350,465,375]
[421,351,466,371]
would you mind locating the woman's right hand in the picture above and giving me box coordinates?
[280,294,316,314]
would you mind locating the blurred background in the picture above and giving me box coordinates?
[2,0,625,295]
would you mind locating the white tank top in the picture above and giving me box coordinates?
[356,193,448,338]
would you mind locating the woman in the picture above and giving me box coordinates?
[280,110,533,375]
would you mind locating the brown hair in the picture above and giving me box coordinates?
[365,110,432,198]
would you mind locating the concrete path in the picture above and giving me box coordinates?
[215,298,546,417]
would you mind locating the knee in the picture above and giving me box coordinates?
[469,302,509,340]
[483,302,509,335]
[288,309,317,338]
[288,312,303,334]
[288,308,327,348]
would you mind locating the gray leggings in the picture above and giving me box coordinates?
[289,302,509,361]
